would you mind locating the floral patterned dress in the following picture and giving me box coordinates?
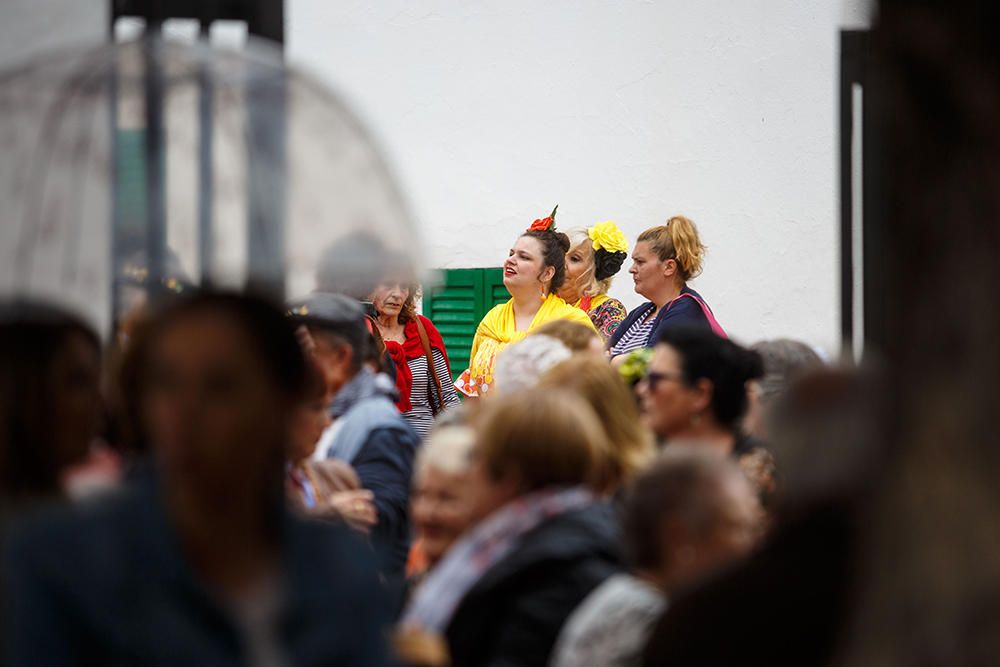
[576,294,627,341]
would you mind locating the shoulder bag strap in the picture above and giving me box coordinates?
[414,317,446,415]
[667,293,728,339]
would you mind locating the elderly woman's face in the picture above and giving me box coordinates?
[558,241,593,304]
[371,278,411,323]
[411,465,473,567]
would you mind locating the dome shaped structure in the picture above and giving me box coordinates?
[0,37,421,335]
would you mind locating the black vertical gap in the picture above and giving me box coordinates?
[109,11,123,329]
[839,30,867,358]
[197,18,214,287]
[143,18,167,301]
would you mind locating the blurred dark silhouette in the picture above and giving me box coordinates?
[840,0,1000,662]
[551,447,762,667]
[4,291,388,665]
[288,292,418,595]
[640,2,1000,661]
[641,369,882,666]
[0,302,101,511]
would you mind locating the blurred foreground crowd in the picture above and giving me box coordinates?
[0,213,876,666]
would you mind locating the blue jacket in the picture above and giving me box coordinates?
[326,370,419,582]
[3,473,388,666]
[608,287,712,353]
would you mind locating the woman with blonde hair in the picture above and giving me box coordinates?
[609,216,725,361]
[539,355,654,495]
[558,222,630,340]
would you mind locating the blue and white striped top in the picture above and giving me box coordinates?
[608,311,656,358]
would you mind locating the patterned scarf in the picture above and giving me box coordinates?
[401,486,594,633]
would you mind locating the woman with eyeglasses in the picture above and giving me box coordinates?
[637,326,775,505]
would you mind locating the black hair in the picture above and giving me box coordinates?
[0,301,100,505]
[141,290,309,400]
[594,248,628,281]
[657,326,764,432]
[522,229,572,294]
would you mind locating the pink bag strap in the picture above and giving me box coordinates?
[667,293,727,339]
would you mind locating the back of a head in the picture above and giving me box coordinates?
[0,301,100,505]
[658,326,764,431]
[473,388,605,493]
[315,231,391,300]
[751,338,824,403]
[767,368,884,510]
[637,216,706,281]
[532,319,601,353]
[539,355,653,491]
[494,334,571,393]
[622,447,748,572]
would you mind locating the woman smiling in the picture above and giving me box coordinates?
[455,207,597,398]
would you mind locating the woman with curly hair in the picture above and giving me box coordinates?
[371,256,461,439]
[558,221,630,341]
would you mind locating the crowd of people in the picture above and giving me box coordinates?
[0,210,846,666]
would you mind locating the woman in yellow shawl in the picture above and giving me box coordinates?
[455,207,597,397]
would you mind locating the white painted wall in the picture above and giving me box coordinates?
[0,1,869,355]
[287,0,848,354]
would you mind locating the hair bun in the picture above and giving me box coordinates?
[554,231,571,253]
[736,347,765,384]
[594,249,627,281]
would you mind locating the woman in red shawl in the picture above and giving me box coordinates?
[371,265,461,439]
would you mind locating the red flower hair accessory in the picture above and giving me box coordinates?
[528,205,559,232]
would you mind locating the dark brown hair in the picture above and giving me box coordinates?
[521,229,572,294]
[0,302,100,505]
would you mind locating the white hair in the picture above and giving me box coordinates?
[494,334,572,394]
[415,425,476,478]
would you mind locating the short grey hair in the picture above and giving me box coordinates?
[494,335,572,394]
[414,425,476,478]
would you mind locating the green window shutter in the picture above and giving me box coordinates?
[424,269,484,383]
[423,268,511,384]
[484,267,512,309]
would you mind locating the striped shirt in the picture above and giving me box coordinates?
[608,310,656,357]
[404,349,462,440]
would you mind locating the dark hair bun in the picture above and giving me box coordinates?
[554,231,571,253]
[594,249,627,281]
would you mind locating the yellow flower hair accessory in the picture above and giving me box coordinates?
[589,221,628,254]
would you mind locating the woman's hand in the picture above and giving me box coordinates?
[315,489,378,534]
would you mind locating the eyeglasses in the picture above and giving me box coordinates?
[644,370,685,391]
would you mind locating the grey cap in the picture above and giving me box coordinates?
[287,292,368,353]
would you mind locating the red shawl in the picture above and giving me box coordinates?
[383,315,451,413]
